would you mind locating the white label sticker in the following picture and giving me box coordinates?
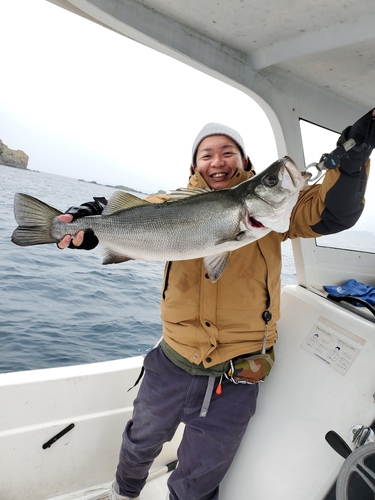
[301,324,361,376]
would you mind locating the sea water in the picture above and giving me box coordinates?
[0,165,296,374]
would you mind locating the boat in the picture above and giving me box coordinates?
[1,1,375,499]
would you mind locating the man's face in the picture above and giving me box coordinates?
[193,135,248,190]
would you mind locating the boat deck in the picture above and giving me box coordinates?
[49,469,171,500]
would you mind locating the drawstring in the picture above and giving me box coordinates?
[200,376,216,417]
[199,374,224,417]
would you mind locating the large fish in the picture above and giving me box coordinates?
[12,156,311,282]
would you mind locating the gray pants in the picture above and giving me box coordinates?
[116,345,259,500]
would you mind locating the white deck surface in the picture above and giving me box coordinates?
[50,471,171,500]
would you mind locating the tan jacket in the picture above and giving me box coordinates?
[148,161,369,369]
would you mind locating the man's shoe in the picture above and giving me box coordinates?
[110,481,140,500]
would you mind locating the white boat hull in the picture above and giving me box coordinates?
[1,285,375,499]
[0,356,181,500]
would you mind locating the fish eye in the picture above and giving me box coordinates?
[261,174,278,187]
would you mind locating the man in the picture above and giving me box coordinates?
[58,111,374,500]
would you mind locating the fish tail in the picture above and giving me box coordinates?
[11,193,62,246]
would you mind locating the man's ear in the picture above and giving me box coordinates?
[243,156,256,173]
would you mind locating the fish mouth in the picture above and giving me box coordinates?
[283,157,312,187]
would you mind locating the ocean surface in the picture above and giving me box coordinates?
[0,165,297,374]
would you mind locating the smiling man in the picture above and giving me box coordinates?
[55,114,373,500]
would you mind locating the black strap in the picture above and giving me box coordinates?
[256,240,272,320]
[127,366,145,392]
[327,294,375,317]
[162,261,172,299]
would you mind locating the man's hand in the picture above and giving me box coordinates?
[56,196,107,250]
[334,107,375,174]
[57,214,85,249]
[346,108,375,153]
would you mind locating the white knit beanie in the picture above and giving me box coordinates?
[191,123,246,165]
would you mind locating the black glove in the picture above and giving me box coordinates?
[345,108,375,153]
[65,196,107,220]
[337,108,375,175]
[64,196,107,250]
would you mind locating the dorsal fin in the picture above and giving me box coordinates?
[103,191,149,215]
[167,187,210,202]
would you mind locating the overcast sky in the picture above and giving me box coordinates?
[0,0,345,195]
[0,0,372,205]
[0,0,280,194]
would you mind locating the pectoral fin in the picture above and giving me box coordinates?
[203,252,231,283]
[102,248,134,265]
[215,230,246,245]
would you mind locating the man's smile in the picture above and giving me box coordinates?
[211,172,228,178]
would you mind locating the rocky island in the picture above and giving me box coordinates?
[0,140,29,169]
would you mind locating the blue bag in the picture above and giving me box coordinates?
[324,279,375,307]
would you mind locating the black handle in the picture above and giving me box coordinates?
[42,423,75,449]
[325,430,352,459]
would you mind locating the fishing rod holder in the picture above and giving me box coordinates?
[350,425,375,447]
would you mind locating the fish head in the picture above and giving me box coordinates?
[243,156,312,233]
